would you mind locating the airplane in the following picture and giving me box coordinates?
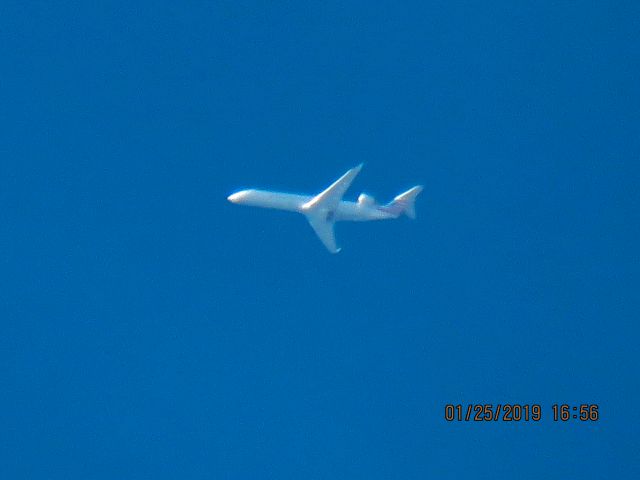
[227,164,423,253]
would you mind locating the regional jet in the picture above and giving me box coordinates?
[227,164,422,253]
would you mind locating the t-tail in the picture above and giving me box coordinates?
[382,185,424,219]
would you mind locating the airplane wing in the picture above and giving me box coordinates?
[301,164,363,253]
[302,163,363,212]
[306,213,340,253]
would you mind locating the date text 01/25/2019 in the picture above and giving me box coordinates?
[444,404,600,422]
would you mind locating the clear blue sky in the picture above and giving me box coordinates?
[1,2,638,478]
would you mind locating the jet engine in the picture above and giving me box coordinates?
[358,193,376,206]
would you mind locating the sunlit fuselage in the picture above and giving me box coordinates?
[227,189,394,221]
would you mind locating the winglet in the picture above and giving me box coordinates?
[302,164,363,212]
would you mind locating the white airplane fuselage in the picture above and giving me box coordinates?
[227,189,395,221]
[227,164,422,252]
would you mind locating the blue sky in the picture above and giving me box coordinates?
[1,1,638,478]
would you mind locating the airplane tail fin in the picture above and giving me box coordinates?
[384,186,423,219]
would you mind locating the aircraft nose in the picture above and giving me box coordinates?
[227,191,246,203]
